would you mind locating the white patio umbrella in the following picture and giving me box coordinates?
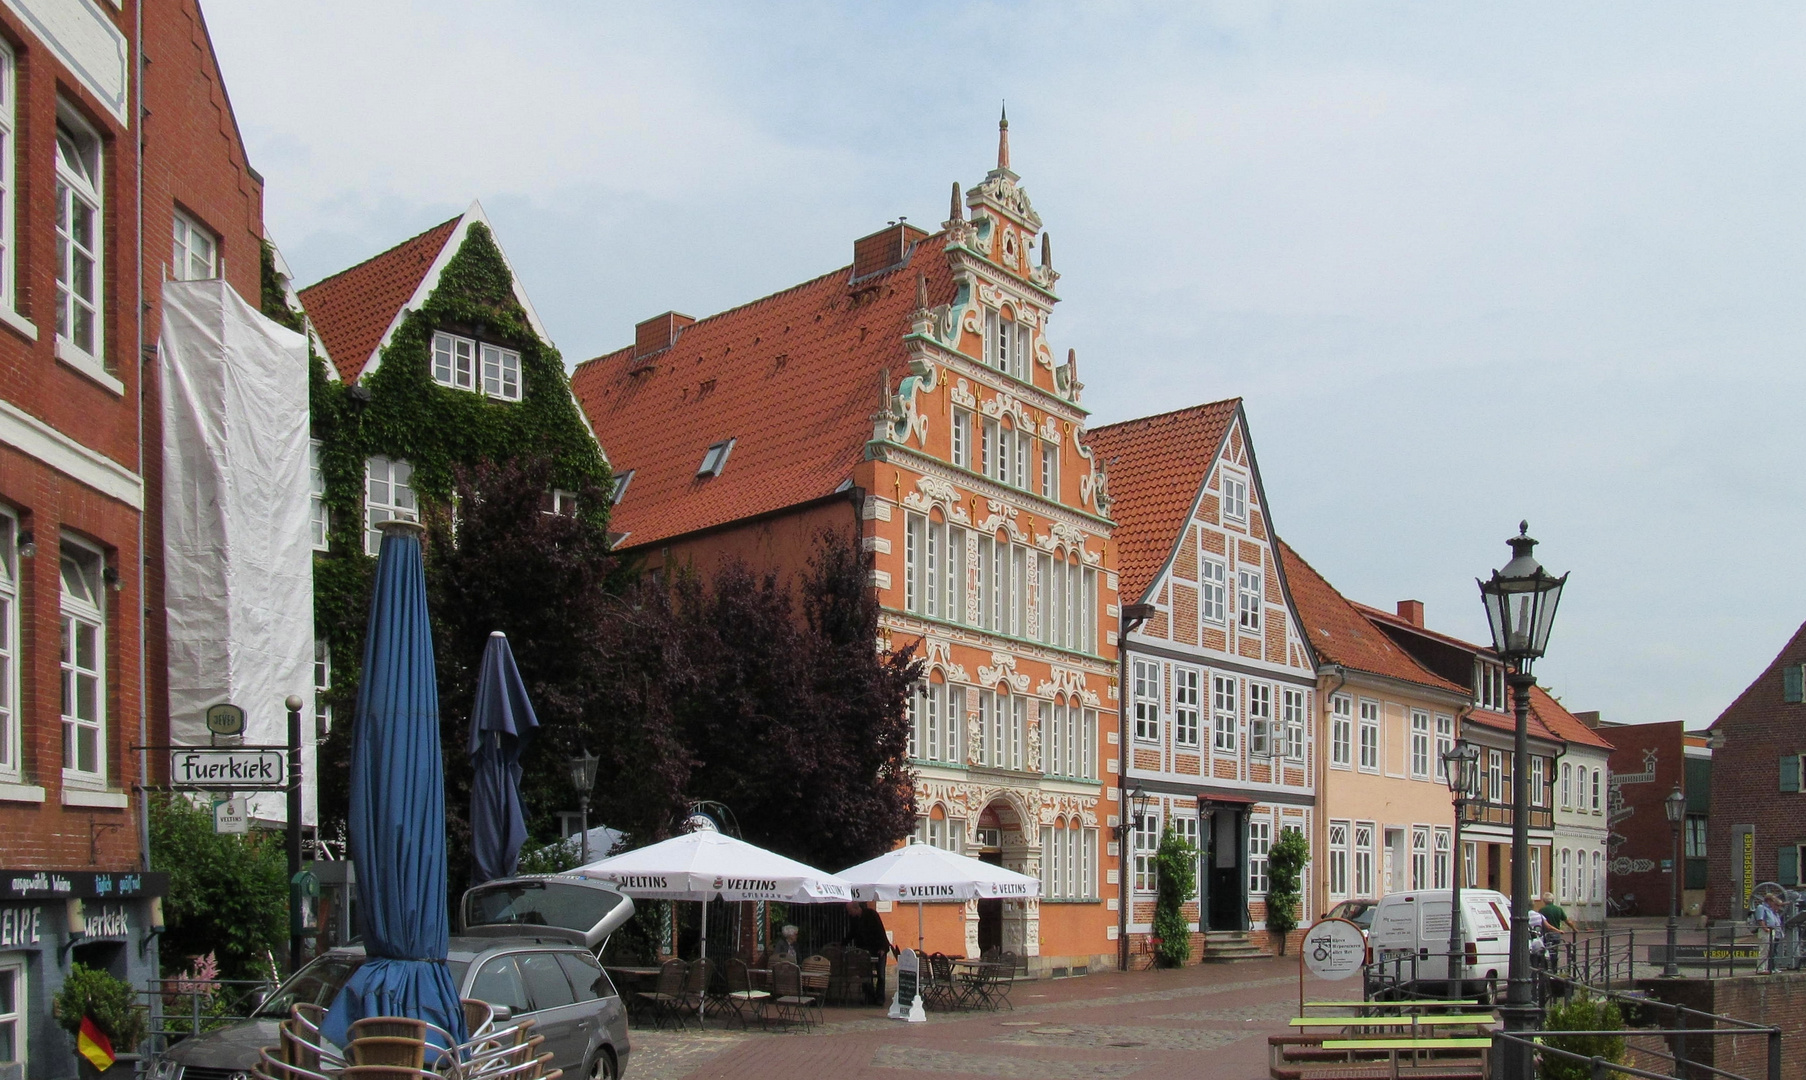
[572,829,851,963]
[838,842,1041,952]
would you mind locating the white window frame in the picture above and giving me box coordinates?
[314,637,332,735]
[1434,714,1454,782]
[1173,666,1201,748]
[1237,568,1262,632]
[60,541,106,786]
[611,470,634,505]
[1248,815,1272,896]
[364,455,418,556]
[0,42,15,315]
[1476,661,1506,711]
[1561,762,1572,810]
[0,960,23,1069]
[1201,558,1226,624]
[1132,658,1159,742]
[951,407,971,470]
[480,342,522,401]
[1434,827,1451,889]
[1212,674,1238,753]
[1039,440,1058,500]
[1221,473,1248,523]
[1410,710,1431,779]
[0,512,16,782]
[1531,756,1546,808]
[1327,821,1350,900]
[55,109,104,369]
[1248,682,1273,758]
[1283,688,1307,761]
[1488,749,1504,803]
[1353,822,1375,898]
[171,207,217,281]
[1174,815,1201,900]
[309,440,330,551]
[1411,826,1428,890]
[1330,694,1352,768]
[432,330,476,390]
[1082,707,1097,779]
[1357,700,1380,773]
[1133,806,1160,893]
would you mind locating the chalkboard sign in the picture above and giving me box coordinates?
[890,948,924,1022]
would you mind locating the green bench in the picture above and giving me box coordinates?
[1321,1037,1493,1080]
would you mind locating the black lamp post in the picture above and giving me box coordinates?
[567,750,601,864]
[1664,786,1687,978]
[1443,738,1481,997]
[1477,522,1568,1078]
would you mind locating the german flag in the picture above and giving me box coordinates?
[77,1015,115,1071]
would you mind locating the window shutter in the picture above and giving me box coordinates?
[1781,846,1801,888]
[1786,665,1804,704]
[1782,755,1801,794]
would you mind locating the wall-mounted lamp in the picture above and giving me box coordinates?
[16,529,35,559]
[58,899,86,964]
[102,566,122,592]
[139,897,166,958]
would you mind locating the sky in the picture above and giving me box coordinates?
[205,2,1806,729]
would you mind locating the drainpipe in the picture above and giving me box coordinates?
[1115,602,1155,971]
[1315,665,1345,922]
[133,0,150,880]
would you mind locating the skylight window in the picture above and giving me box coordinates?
[698,439,735,477]
[611,470,634,504]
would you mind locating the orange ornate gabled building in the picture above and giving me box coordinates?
[574,118,1121,975]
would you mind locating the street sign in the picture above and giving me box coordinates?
[170,748,286,790]
[1301,918,1366,981]
[213,796,249,834]
[205,702,246,737]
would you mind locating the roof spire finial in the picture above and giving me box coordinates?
[915,271,929,312]
[949,180,963,222]
[1040,231,1052,269]
[997,102,1010,171]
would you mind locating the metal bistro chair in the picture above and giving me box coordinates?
[800,954,831,1015]
[770,960,817,1031]
[678,957,712,1028]
[636,959,689,1029]
[841,946,872,1006]
[921,953,958,1011]
[722,958,771,1029]
[255,1047,332,1080]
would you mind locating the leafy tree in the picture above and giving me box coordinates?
[1153,826,1199,967]
[1541,995,1626,1080]
[1265,827,1309,954]
[148,795,287,980]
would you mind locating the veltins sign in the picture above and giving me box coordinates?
[1301,918,1366,981]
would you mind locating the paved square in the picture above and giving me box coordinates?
[625,958,1308,1080]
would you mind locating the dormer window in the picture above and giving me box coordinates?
[698,439,735,477]
[1475,661,1506,711]
[433,331,522,401]
[611,470,634,505]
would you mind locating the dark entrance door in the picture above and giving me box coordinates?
[1487,844,1502,892]
[1204,808,1248,931]
[977,850,1003,954]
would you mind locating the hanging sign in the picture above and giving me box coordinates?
[205,702,247,737]
[170,748,285,790]
[213,796,249,834]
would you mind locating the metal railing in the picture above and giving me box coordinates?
[1498,979,1784,1080]
[142,977,278,1047]
[1551,930,1637,993]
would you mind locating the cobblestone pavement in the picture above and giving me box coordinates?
[624,959,1307,1080]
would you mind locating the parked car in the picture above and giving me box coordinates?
[151,936,631,1080]
[1324,899,1376,937]
[1362,888,1511,1001]
[460,874,634,952]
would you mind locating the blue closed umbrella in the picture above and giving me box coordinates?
[468,630,538,884]
[324,521,468,1050]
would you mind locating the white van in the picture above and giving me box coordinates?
[1365,888,1512,1000]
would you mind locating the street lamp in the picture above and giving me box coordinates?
[567,750,601,864]
[1477,521,1568,1077]
[1443,738,1481,997]
[1664,786,1687,978]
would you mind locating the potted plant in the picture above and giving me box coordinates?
[52,963,146,1078]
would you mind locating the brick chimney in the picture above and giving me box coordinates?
[1396,599,1425,627]
[1573,710,1602,729]
[851,223,928,283]
[634,311,695,359]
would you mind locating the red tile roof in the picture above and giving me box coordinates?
[1084,400,1240,605]
[1356,601,1504,660]
[298,217,460,383]
[570,238,948,549]
[1277,540,1469,697]
[1528,685,1614,750]
[1463,704,1560,744]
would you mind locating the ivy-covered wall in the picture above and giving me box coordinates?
[277,222,611,832]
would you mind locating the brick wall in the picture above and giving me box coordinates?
[1639,973,1802,1079]
[1706,622,1806,919]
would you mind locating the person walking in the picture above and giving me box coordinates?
[1754,895,1784,974]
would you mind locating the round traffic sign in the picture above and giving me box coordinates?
[1301,917,1366,981]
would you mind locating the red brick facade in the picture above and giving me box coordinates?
[1706,621,1806,919]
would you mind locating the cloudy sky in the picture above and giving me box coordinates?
[206,2,1806,728]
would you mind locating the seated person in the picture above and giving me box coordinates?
[772,924,801,963]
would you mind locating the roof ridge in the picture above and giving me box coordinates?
[575,230,951,374]
[297,214,461,294]
[1090,397,1241,435]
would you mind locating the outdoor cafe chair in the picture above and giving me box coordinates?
[351,1017,433,1043]
[464,1033,545,1077]
[278,1019,343,1073]
[348,1036,428,1071]
[636,959,688,1029]
[722,958,770,1028]
[256,1046,332,1080]
[800,955,831,1009]
[921,953,959,1011]
[770,960,816,1031]
[678,957,712,1027]
[462,999,496,1040]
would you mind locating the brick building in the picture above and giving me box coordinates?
[1591,717,1710,919]
[1705,620,1806,918]
[1086,403,1317,962]
[573,120,1121,975]
[1276,547,1465,936]
[0,2,270,1074]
